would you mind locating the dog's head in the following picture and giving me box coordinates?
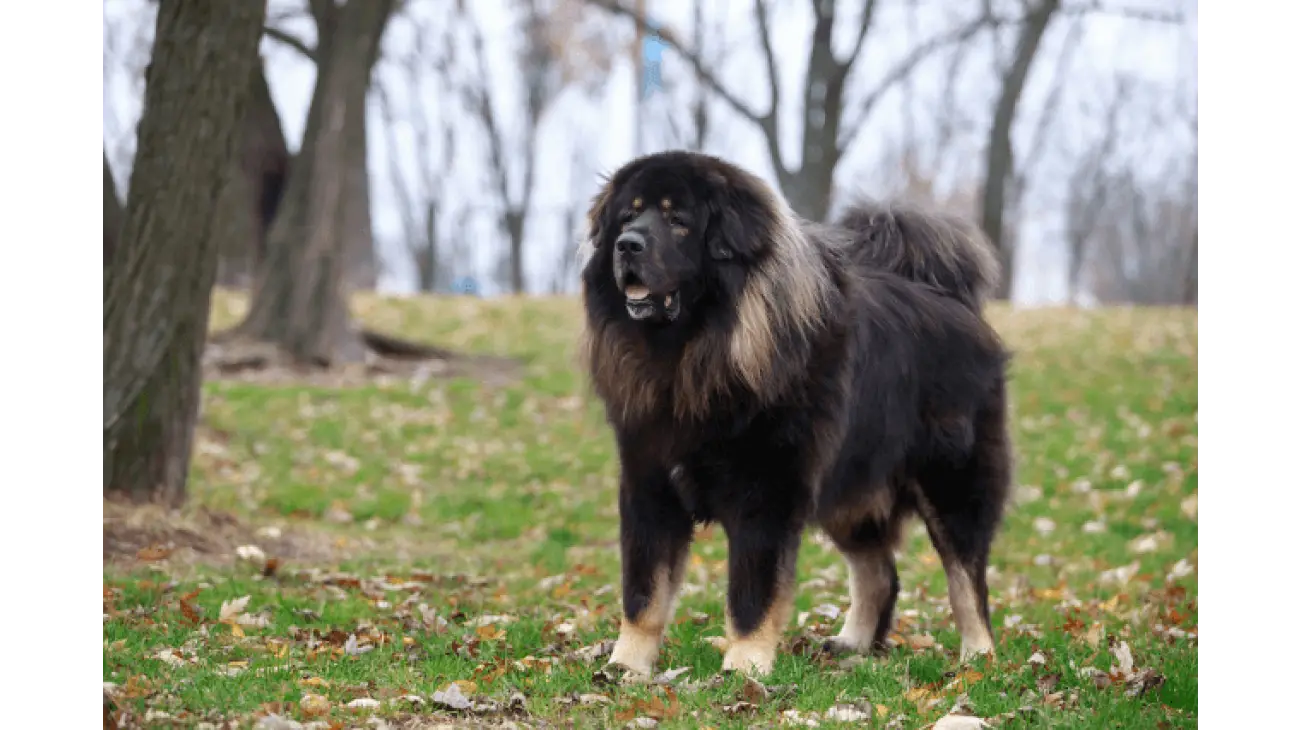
[581,151,779,328]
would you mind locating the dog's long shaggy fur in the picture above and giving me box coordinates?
[579,151,1012,678]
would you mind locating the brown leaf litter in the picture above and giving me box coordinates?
[103,500,339,568]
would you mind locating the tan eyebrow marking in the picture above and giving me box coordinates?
[661,198,673,210]
[632,197,643,210]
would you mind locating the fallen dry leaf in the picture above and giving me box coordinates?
[740,676,769,704]
[219,596,251,622]
[475,624,507,641]
[945,670,984,693]
[178,589,202,626]
[431,682,472,711]
[299,693,331,717]
[824,704,872,721]
[136,544,172,562]
[653,666,691,685]
[906,633,937,651]
[346,697,381,709]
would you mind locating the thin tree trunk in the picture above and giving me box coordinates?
[236,0,395,365]
[103,0,265,503]
[416,202,439,293]
[979,0,1061,300]
[506,211,526,294]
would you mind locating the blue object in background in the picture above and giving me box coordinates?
[641,20,666,99]
[453,276,481,297]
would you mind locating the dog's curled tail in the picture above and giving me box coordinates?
[836,199,1001,309]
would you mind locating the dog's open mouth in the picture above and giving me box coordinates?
[624,282,680,322]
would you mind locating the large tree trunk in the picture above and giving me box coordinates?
[236,0,395,365]
[103,0,265,504]
[979,0,1061,300]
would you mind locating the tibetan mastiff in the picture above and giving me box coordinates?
[578,151,1012,677]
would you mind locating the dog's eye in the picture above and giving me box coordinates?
[668,212,688,227]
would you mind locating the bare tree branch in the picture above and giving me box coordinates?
[584,0,766,125]
[1013,12,1084,196]
[837,9,1003,156]
[752,0,781,121]
[460,10,512,215]
[1062,1,1184,24]
[840,0,879,72]
[263,26,316,62]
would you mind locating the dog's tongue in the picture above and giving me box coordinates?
[625,284,651,301]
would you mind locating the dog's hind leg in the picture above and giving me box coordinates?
[913,405,1011,659]
[608,467,695,678]
[820,489,906,654]
[719,512,803,676]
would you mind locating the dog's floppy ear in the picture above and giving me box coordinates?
[706,176,772,262]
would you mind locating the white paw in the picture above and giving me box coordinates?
[721,642,775,676]
[823,634,871,656]
[959,638,995,661]
[608,631,658,677]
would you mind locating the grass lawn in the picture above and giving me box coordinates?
[103,290,1198,729]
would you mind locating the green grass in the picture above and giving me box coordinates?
[103,291,1198,728]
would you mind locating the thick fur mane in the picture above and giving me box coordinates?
[579,156,840,425]
[578,153,1001,431]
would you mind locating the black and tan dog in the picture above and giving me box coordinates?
[578,151,1012,677]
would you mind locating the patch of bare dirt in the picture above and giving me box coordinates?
[202,336,522,389]
[103,500,340,569]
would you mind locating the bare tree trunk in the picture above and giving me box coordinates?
[979,0,1061,300]
[103,0,265,504]
[218,60,291,288]
[416,202,439,293]
[343,95,378,290]
[506,211,526,294]
[236,0,395,365]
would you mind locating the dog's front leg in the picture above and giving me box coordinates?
[607,462,694,678]
[719,512,802,676]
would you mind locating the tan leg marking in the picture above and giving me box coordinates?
[608,555,687,676]
[831,547,893,651]
[946,563,995,658]
[721,574,795,676]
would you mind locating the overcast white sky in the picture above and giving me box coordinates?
[102,0,1196,303]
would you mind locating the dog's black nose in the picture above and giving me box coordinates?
[616,230,646,255]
